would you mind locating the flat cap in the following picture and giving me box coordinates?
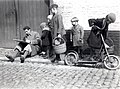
[107,13,116,23]
[23,26,30,30]
[71,17,79,22]
[50,4,58,9]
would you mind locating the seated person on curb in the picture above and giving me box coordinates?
[71,17,84,58]
[5,26,41,63]
[40,22,52,59]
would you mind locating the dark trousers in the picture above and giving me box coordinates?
[16,42,28,52]
[42,45,52,56]
[73,46,83,58]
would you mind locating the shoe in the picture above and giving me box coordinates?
[43,55,49,59]
[5,55,14,62]
[51,58,56,63]
[20,56,25,63]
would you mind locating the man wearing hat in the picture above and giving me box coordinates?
[71,17,84,58]
[5,26,41,63]
[50,4,66,63]
[87,13,116,60]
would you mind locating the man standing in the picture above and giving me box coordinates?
[5,26,41,63]
[50,4,66,63]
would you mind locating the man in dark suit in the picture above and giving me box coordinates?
[50,4,66,63]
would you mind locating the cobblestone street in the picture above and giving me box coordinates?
[0,58,120,89]
[0,48,120,89]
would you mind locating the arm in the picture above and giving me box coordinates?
[31,32,40,45]
[57,14,64,35]
[79,26,84,39]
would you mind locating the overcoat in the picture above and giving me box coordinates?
[87,18,109,49]
[51,13,66,39]
[71,24,84,46]
[41,27,52,46]
[21,31,41,56]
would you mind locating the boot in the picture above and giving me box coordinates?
[78,47,84,59]
[20,51,29,63]
[5,49,20,62]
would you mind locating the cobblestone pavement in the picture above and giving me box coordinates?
[0,48,120,89]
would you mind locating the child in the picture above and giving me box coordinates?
[87,13,116,61]
[71,17,84,58]
[40,22,52,59]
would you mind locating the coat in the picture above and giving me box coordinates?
[51,13,66,39]
[23,31,41,56]
[87,18,109,49]
[41,27,52,46]
[71,24,84,46]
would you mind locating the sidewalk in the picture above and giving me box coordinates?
[0,48,65,65]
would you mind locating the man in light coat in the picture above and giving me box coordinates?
[5,26,41,63]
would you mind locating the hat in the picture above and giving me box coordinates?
[71,17,79,22]
[106,13,116,23]
[40,22,47,28]
[23,26,30,30]
[47,15,53,20]
[50,4,58,10]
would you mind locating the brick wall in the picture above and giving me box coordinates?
[52,0,120,30]
[51,0,120,56]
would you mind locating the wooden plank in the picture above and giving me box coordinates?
[0,0,50,48]
[0,0,16,48]
[18,0,49,39]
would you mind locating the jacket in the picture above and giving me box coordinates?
[41,27,52,46]
[51,13,66,38]
[71,24,84,46]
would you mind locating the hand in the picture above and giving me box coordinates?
[26,39,31,43]
[58,34,62,38]
[79,39,83,44]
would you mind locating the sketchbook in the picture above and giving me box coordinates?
[13,39,29,44]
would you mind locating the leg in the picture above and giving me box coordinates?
[20,51,29,63]
[45,46,50,59]
[78,46,83,59]
[20,44,31,63]
[42,46,50,59]
[51,54,61,63]
[89,47,95,61]
[5,43,24,62]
